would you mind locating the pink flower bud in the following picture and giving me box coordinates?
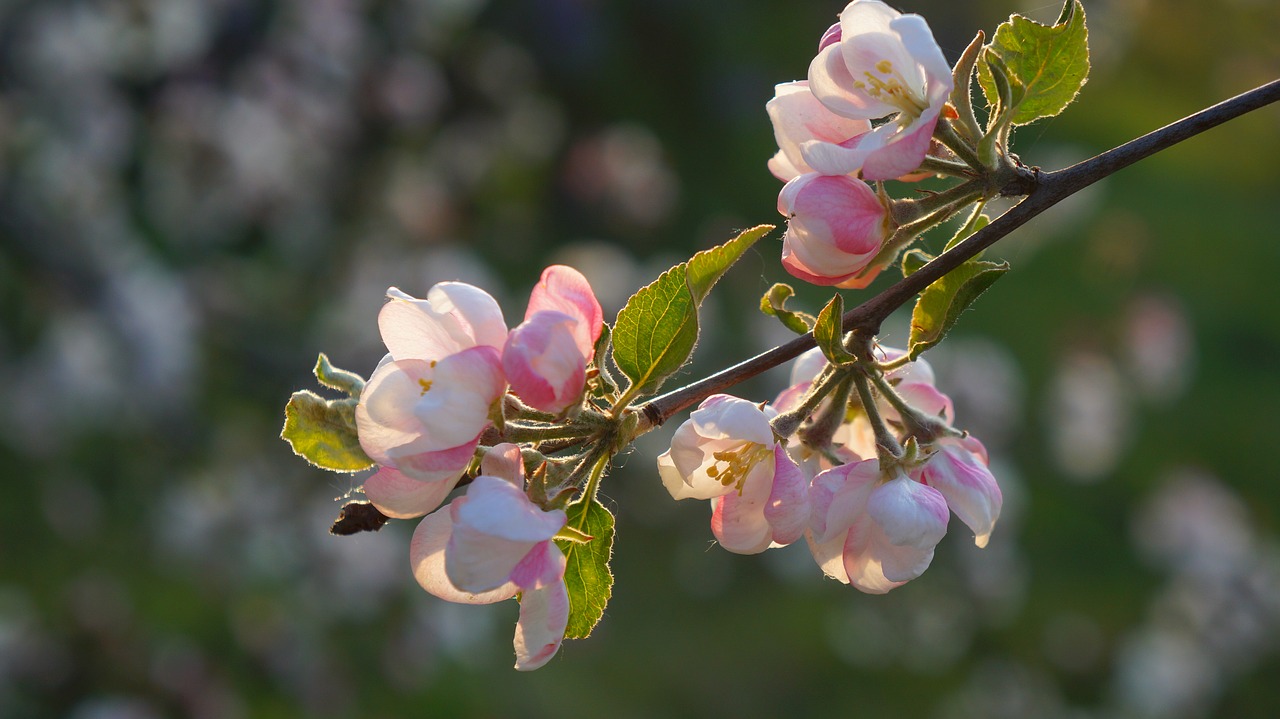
[524,265,604,363]
[503,310,587,414]
[778,173,889,286]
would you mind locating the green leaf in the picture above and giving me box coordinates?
[588,324,618,399]
[281,391,375,472]
[944,210,991,253]
[908,259,1009,360]
[813,293,855,365]
[313,353,365,396]
[686,224,773,304]
[612,225,773,398]
[901,249,933,277]
[554,496,615,639]
[977,0,1089,125]
[760,283,814,335]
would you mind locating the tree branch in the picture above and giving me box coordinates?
[636,78,1280,431]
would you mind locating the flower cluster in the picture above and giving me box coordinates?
[768,0,954,286]
[355,266,603,669]
[658,347,1002,594]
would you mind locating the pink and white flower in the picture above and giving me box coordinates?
[410,444,570,671]
[504,266,604,414]
[808,458,949,594]
[357,282,509,518]
[803,0,953,181]
[657,395,809,554]
[778,173,889,287]
[767,81,873,182]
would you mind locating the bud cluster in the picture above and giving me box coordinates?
[659,346,1002,594]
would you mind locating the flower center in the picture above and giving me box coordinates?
[851,59,927,118]
[706,443,773,495]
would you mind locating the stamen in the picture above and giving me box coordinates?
[418,378,433,395]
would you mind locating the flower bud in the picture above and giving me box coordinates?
[778,173,889,286]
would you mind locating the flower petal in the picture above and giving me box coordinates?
[480,442,525,486]
[920,443,1002,548]
[410,508,517,604]
[525,266,604,361]
[364,466,459,519]
[763,445,810,546]
[866,472,949,550]
[514,581,569,671]
[446,477,567,593]
[710,456,777,554]
[379,283,506,361]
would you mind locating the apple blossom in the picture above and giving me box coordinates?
[804,0,953,180]
[778,173,890,286]
[808,458,949,594]
[767,81,873,182]
[504,265,605,414]
[356,345,505,503]
[657,395,809,553]
[409,444,571,671]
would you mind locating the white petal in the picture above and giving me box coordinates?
[921,444,1002,548]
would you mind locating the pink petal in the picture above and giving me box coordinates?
[508,540,567,591]
[810,459,879,544]
[920,443,1002,548]
[364,466,460,519]
[840,514,909,594]
[480,442,525,486]
[503,311,586,414]
[763,445,810,545]
[410,508,517,604]
[525,265,604,361]
[513,581,569,671]
[688,395,775,445]
[389,437,479,483]
[710,457,777,554]
[859,110,939,181]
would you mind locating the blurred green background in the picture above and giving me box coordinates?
[2,0,1278,717]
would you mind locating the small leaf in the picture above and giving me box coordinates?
[813,293,855,365]
[282,391,375,472]
[588,324,618,399]
[555,496,615,639]
[944,210,991,253]
[313,353,365,396]
[686,225,773,304]
[612,225,773,398]
[977,0,1089,125]
[760,283,815,335]
[901,249,933,277]
[908,259,1009,360]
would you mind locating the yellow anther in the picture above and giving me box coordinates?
[418,378,433,395]
[875,59,894,74]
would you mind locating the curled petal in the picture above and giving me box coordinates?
[920,443,1002,548]
[514,581,570,671]
[410,509,517,604]
[525,266,604,362]
[356,358,434,466]
[688,395,775,445]
[379,283,506,361]
[810,459,879,544]
[364,466,460,519]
